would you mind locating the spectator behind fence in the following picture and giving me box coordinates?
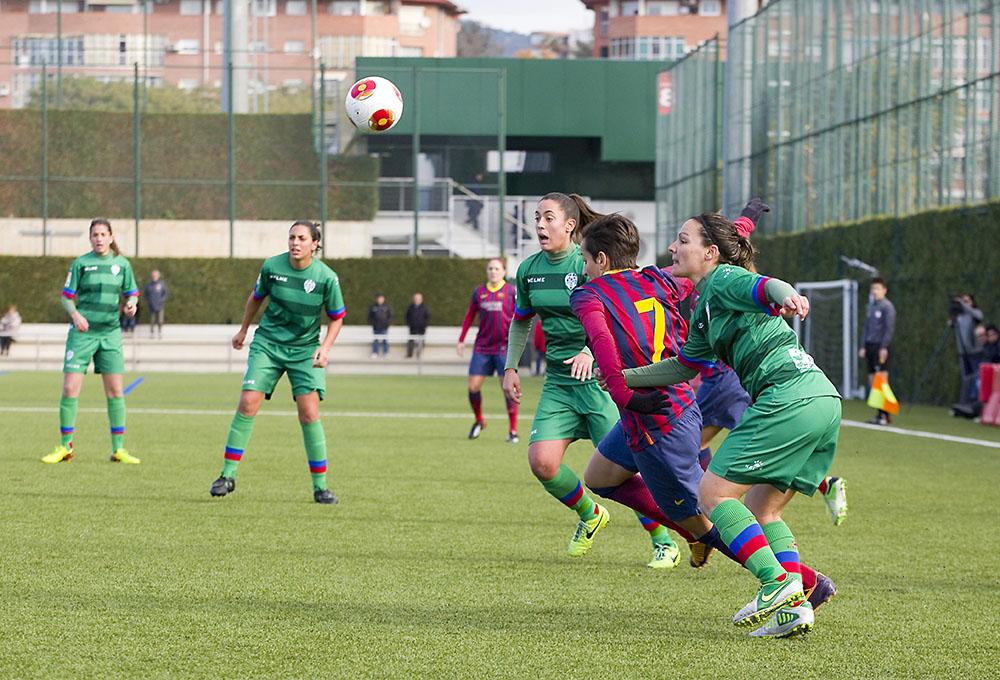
[951,293,983,404]
[368,293,393,359]
[859,277,896,425]
[0,304,22,356]
[120,300,139,335]
[143,269,169,339]
[405,292,430,359]
[984,324,1000,364]
[532,319,546,376]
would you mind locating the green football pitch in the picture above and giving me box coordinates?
[1,371,998,678]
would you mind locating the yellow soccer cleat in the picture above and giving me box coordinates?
[689,541,715,569]
[42,445,75,464]
[567,504,610,557]
[110,448,141,465]
[647,541,681,569]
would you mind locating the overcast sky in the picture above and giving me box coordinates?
[458,0,595,34]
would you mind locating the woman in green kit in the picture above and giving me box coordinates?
[43,218,141,465]
[621,209,842,639]
[210,221,346,504]
[502,193,680,566]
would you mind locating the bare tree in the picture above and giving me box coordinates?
[457,20,502,57]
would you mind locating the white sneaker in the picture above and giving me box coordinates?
[823,476,848,526]
[749,601,814,638]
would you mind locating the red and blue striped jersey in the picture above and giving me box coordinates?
[458,282,516,354]
[570,266,697,451]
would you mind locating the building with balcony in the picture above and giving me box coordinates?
[0,0,463,108]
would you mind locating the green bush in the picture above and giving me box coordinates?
[0,111,378,221]
[753,200,1000,405]
[0,256,490,327]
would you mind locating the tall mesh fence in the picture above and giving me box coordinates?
[656,0,1000,241]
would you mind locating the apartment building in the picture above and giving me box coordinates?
[581,0,730,60]
[0,0,463,108]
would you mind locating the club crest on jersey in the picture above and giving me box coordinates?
[303,279,316,294]
[564,273,578,290]
[66,350,74,360]
[111,264,121,275]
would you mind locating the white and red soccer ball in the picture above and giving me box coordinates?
[344,76,403,133]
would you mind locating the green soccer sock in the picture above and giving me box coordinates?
[710,499,786,585]
[59,396,78,447]
[107,396,126,452]
[540,464,598,520]
[222,412,255,478]
[301,420,328,491]
[762,519,802,580]
[636,511,677,547]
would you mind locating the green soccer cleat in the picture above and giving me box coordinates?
[110,448,141,464]
[823,476,848,526]
[567,504,610,557]
[749,600,815,639]
[41,445,74,464]
[733,575,804,628]
[647,541,681,569]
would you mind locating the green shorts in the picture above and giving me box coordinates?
[63,328,125,374]
[708,393,841,496]
[242,337,326,401]
[529,379,619,446]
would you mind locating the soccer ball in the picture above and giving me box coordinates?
[344,76,403,133]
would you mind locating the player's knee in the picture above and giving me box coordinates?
[529,457,560,481]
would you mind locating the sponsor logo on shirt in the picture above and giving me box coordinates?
[788,347,817,373]
[270,275,288,283]
[744,460,763,471]
[526,276,546,284]
[84,266,98,272]
[303,279,316,294]
[564,273,578,290]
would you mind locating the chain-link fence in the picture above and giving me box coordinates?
[657,0,1000,242]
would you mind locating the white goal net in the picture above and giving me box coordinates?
[792,279,862,398]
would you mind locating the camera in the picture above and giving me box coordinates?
[949,297,964,318]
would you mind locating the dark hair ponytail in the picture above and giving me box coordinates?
[539,192,605,243]
[291,220,322,254]
[691,212,756,270]
[90,217,121,256]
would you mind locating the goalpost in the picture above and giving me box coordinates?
[792,279,861,399]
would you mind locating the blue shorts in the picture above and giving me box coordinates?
[469,352,504,376]
[596,405,704,522]
[696,369,751,430]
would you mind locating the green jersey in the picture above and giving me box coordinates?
[681,264,839,401]
[62,251,138,333]
[514,244,591,385]
[251,254,345,348]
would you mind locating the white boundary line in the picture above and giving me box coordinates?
[2,406,999,449]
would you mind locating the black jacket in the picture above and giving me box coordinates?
[368,303,393,332]
[406,303,430,334]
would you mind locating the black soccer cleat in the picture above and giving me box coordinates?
[806,571,837,611]
[314,488,339,505]
[210,476,236,497]
[468,421,484,439]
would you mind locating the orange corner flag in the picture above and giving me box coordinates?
[867,371,900,415]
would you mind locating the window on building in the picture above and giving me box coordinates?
[699,0,722,16]
[621,1,640,16]
[328,0,360,15]
[216,0,224,14]
[598,8,609,37]
[250,40,268,53]
[12,35,86,66]
[28,1,80,14]
[105,4,139,13]
[283,78,304,89]
[180,0,202,16]
[178,78,200,91]
[252,0,276,16]
[399,5,426,36]
[647,1,679,16]
[285,0,306,15]
[284,40,305,53]
[173,38,200,55]
[397,45,422,57]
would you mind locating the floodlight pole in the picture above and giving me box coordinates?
[133,63,142,257]
[319,63,328,258]
[497,67,506,257]
[411,64,420,256]
[56,0,63,108]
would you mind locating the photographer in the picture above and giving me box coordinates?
[860,277,896,425]
[951,293,983,404]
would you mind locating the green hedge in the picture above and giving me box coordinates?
[0,256,490,327]
[752,200,1000,405]
[0,111,378,221]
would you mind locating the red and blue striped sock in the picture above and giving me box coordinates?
[636,512,676,547]
[468,391,484,424]
[709,499,786,585]
[541,464,597,520]
[762,520,801,581]
[301,420,329,491]
[698,447,713,471]
[107,397,126,452]
[59,395,77,448]
[221,412,255,478]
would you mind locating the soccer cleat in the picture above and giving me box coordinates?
[314,488,339,504]
[468,421,484,439]
[823,476,848,526]
[733,575,804,628]
[647,541,681,569]
[110,448,141,464]
[749,600,815,639]
[41,445,74,464]
[805,571,837,611]
[688,541,714,569]
[506,431,520,444]
[210,476,236,497]
[567,504,610,557]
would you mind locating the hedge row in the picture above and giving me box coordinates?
[753,200,1000,405]
[0,255,490,327]
[0,111,378,221]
